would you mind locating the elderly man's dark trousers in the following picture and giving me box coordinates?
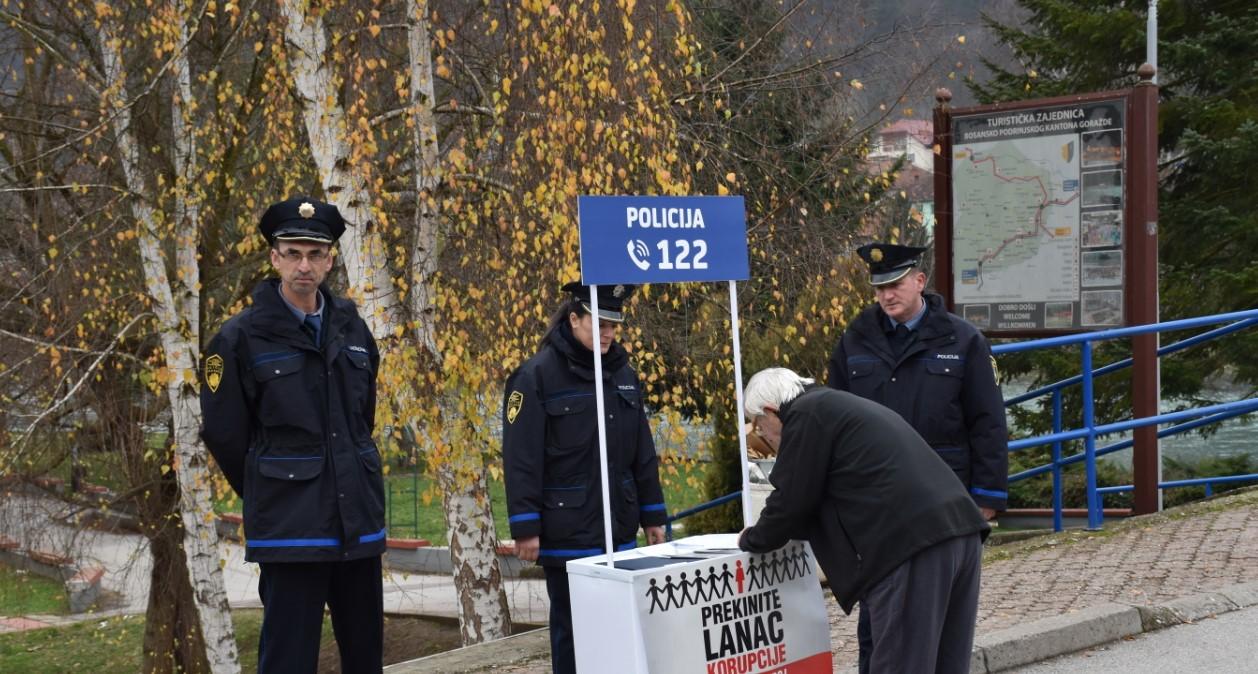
[857,532,982,673]
[257,556,384,674]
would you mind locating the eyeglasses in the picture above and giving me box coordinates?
[276,249,331,264]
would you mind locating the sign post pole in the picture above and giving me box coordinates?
[588,286,617,568]
[729,280,753,527]
[577,194,750,565]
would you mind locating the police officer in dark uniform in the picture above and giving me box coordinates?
[200,197,384,674]
[502,282,668,674]
[827,242,1008,672]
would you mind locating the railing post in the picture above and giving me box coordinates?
[412,445,420,538]
[1082,340,1102,530]
[1052,389,1064,532]
[1130,63,1162,515]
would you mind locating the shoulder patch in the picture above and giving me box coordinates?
[507,391,524,424]
[990,355,1000,381]
[205,354,224,393]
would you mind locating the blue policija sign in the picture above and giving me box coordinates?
[578,195,749,285]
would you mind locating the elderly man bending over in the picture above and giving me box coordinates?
[738,368,989,673]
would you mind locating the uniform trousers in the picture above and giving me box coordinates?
[856,532,982,673]
[543,565,577,674]
[257,555,384,674]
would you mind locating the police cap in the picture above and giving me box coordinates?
[857,242,928,286]
[259,196,346,246]
[562,281,637,323]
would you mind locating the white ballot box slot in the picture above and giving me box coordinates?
[568,533,833,674]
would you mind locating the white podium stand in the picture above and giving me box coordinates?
[568,534,832,674]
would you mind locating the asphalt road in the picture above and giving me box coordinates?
[1013,604,1258,672]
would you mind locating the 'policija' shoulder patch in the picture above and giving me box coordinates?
[205,354,224,393]
[507,391,524,424]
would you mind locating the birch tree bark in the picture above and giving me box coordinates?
[406,0,511,644]
[277,0,401,337]
[98,16,240,674]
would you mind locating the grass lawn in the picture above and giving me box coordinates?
[217,456,711,543]
[0,609,466,672]
[0,565,68,616]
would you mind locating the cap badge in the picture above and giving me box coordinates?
[870,248,883,262]
[298,202,316,218]
[613,284,625,298]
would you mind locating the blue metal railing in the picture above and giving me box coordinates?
[664,490,742,540]
[996,308,1258,531]
[665,309,1258,537]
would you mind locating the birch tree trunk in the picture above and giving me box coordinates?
[408,0,511,645]
[98,19,240,674]
[406,0,442,358]
[278,0,401,337]
[436,449,513,645]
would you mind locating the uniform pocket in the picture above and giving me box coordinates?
[342,350,372,395]
[924,359,965,378]
[844,358,881,399]
[615,476,639,541]
[358,446,386,526]
[543,395,593,451]
[249,447,326,540]
[257,454,324,480]
[932,446,971,485]
[541,484,589,545]
[252,352,319,434]
[846,359,876,379]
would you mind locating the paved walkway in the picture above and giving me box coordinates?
[0,490,551,634]
[414,488,1258,672]
[7,487,1258,671]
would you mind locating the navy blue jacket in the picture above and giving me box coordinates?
[502,325,667,567]
[200,279,385,563]
[827,292,1009,511]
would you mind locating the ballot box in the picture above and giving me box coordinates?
[567,533,832,674]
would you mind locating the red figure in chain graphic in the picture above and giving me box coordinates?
[735,559,745,594]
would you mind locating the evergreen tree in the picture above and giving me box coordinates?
[972,0,1258,395]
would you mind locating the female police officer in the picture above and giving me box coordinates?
[502,281,668,674]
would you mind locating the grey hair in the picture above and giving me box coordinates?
[743,368,815,419]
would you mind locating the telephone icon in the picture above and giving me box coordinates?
[627,239,651,271]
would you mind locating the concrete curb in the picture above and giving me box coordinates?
[972,580,1258,672]
[392,581,1258,673]
[383,627,551,673]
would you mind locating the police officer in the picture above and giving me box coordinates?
[827,242,1008,674]
[200,197,384,674]
[502,282,668,674]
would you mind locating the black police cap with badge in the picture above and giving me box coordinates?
[259,196,346,245]
[561,281,637,323]
[857,242,928,286]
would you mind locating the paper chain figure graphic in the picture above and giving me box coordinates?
[646,544,812,614]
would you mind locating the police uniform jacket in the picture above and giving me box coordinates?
[740,388,990,613]
[200,279,385,563]
[826,292,1009,511]
[502,324,667,568]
